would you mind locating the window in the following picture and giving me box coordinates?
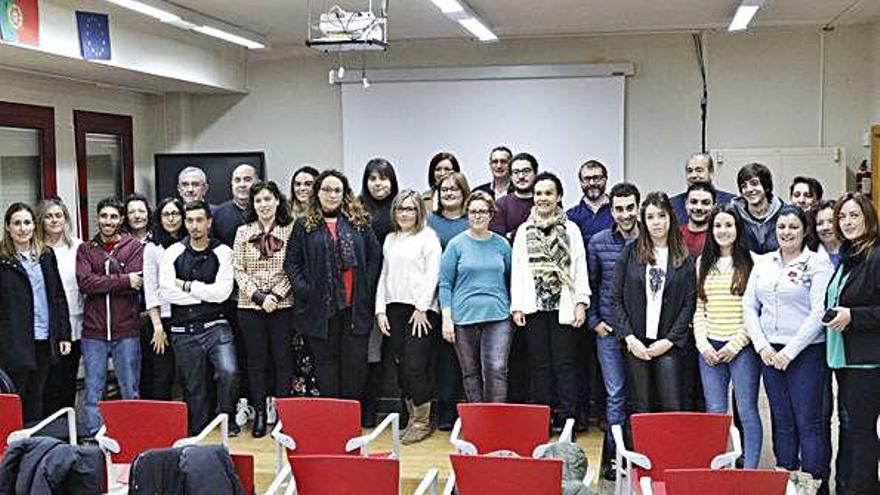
[0,102,57,213]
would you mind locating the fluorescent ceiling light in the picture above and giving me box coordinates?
[105,0,181,23]
[193,25,266,49]
[728,4,761,31]
[458,17,497,42]
[431,0,464,14]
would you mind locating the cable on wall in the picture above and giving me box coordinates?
[692,32,708,153]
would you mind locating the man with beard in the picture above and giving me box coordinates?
[586,182,640,480]
[566,159,613,432]
[670,153,735,225]
[680,181,716,259]
[475,146,513,199]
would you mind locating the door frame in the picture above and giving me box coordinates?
[0,101,57,197]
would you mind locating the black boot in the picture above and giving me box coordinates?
[252,409,267,438]
[600,430,616,481]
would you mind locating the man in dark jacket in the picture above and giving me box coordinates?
[585,182,640,480]
[474,145,513,199]
[160,200,238,435]
[669,153,736,225]
[76,198,144,436]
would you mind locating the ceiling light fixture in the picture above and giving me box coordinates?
[430,0,464,14]
[105,0,180,23]
[458,17,497,42]
[428,0,498,42]
[193,26,266,49]
[728,0,765,32]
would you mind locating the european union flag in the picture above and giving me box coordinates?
[76,11,110,60]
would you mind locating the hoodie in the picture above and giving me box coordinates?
[732,194,785,255]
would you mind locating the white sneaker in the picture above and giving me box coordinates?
[266,397,277,424]
[235,398,255,427]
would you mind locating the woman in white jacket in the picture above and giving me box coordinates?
[511,171,590,431]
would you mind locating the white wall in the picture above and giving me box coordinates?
[187,24,875,196]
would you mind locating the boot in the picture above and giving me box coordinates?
[401,402,434,445]
[252,409,267,438]
[401,399,415,437]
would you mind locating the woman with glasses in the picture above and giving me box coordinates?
[510,172,591,430]
[743,205,832,489]
[611,192,696,414]
[427,171,470,430]
[423,152,461,213]
[375,189,442,444]
[141,197,184,400]
[440,191,512,403]
[284,170,381,400]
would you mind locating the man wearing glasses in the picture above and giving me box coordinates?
[489,152,539,244]
[475,146,514,199]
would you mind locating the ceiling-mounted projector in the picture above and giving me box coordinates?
[307,1,389,53]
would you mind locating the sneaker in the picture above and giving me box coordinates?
[235,398,255,427]
[266,397,277,424]
[229,422,241,438]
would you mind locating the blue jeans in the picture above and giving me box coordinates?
[698,339,763,468]
[762,343,830,481]
[81,337,141,435]
[596,334,627,453]
[454,319,512,403]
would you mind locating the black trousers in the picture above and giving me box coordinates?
[238,308,295,409]
[434,331,462,421]
[9,340,52,423]
[524,311,580,422]
[139,322,175,400]
[306,309,368,400]
[386,303,437,405]
[43,340,80,413]
[506,328,529,403]
[840,367,880,495]
[625,344,684,414]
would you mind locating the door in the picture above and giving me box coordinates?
[0,101,57,213]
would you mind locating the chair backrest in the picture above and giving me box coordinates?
[288,455,399,495]
[276,398,362,456]
[664,468,789,495]
[0,394,23,456]
[457,403,551,457]
[231,453,255,495]
[631,413,731,483]
[450,454,563,495]
[99,400,188,463]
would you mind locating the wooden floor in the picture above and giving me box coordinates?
[225,421,605,494]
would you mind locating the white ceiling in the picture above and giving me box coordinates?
[169,0,880,45]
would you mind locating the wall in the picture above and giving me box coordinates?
[188,24,875,194]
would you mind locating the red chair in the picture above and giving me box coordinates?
[611,413,741,495]
[231,453,255,495]
[1,393,77,462]
[266,398,400,494]
[282,455,399,495]
[663,469,789,495]
[95,400,230,494]
[449,403,573,457]
[444,454,564,495]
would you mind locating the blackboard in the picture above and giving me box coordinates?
[153,152,266,206]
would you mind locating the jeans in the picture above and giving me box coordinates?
[171,323,238,435]
[44,340,81,415]
[625,343,684,414]
[839,367,880,495]
[139,322,175,400]
[698,339,763,468]
[596,333,628,456]
[8,340,52,423]
[525,311,580,422]
[454,319,512,403]
[238,308,295,409]
[81,337,141,435]
[761,343,830,481]
[386,304,437,405]
[305,309,368,400]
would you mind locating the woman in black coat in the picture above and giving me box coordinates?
[611,192,696,413]
[824,192,880,495]
[0,203,71,422]
[284,169,381,400]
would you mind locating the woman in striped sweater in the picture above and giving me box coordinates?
[694,204,762,468]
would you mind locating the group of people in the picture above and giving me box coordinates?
[0,147,878,494]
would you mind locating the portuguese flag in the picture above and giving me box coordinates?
[0,0,39,46]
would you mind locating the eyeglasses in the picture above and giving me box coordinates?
[439,186,460,194]
[161,211,182,218]
[320,187,344,196]
[395,206,417,213]
[468,209,491,217]
[511,168,533,177]
[580,175,606,184]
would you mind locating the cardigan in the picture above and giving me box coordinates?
[233,222,294,310]
[509,219,591,325]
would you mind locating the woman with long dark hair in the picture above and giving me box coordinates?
[284,170,381,400]
[141,197,184,400]
[37,198,83,413]
[0,203,71,422]
[234,181,295,437]
[743,205,832,489]
[289,165,320,219]
[694,204,762,467]
[824,192,880,494]
[611,191,696,413]
[422,152,460,212]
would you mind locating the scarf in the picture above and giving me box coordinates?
[322,217,358,312]
[248,223,284,260]
[525,206,573,311]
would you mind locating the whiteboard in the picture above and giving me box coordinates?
[341,74,625,208]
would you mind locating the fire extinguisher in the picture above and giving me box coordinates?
[856,159,872,198]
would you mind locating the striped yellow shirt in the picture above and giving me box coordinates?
[693,257,751,353]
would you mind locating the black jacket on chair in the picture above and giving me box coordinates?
[0,249,71,372]
[284,215,381,339]
[610,243,696,348]
[0,437,103,495]
[832,242,880,365]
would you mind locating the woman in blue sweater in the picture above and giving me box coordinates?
[439,191,512,403]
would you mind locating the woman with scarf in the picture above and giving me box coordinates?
[510,172,591,431]
[284,170,382,400]
[234,181,295,437]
